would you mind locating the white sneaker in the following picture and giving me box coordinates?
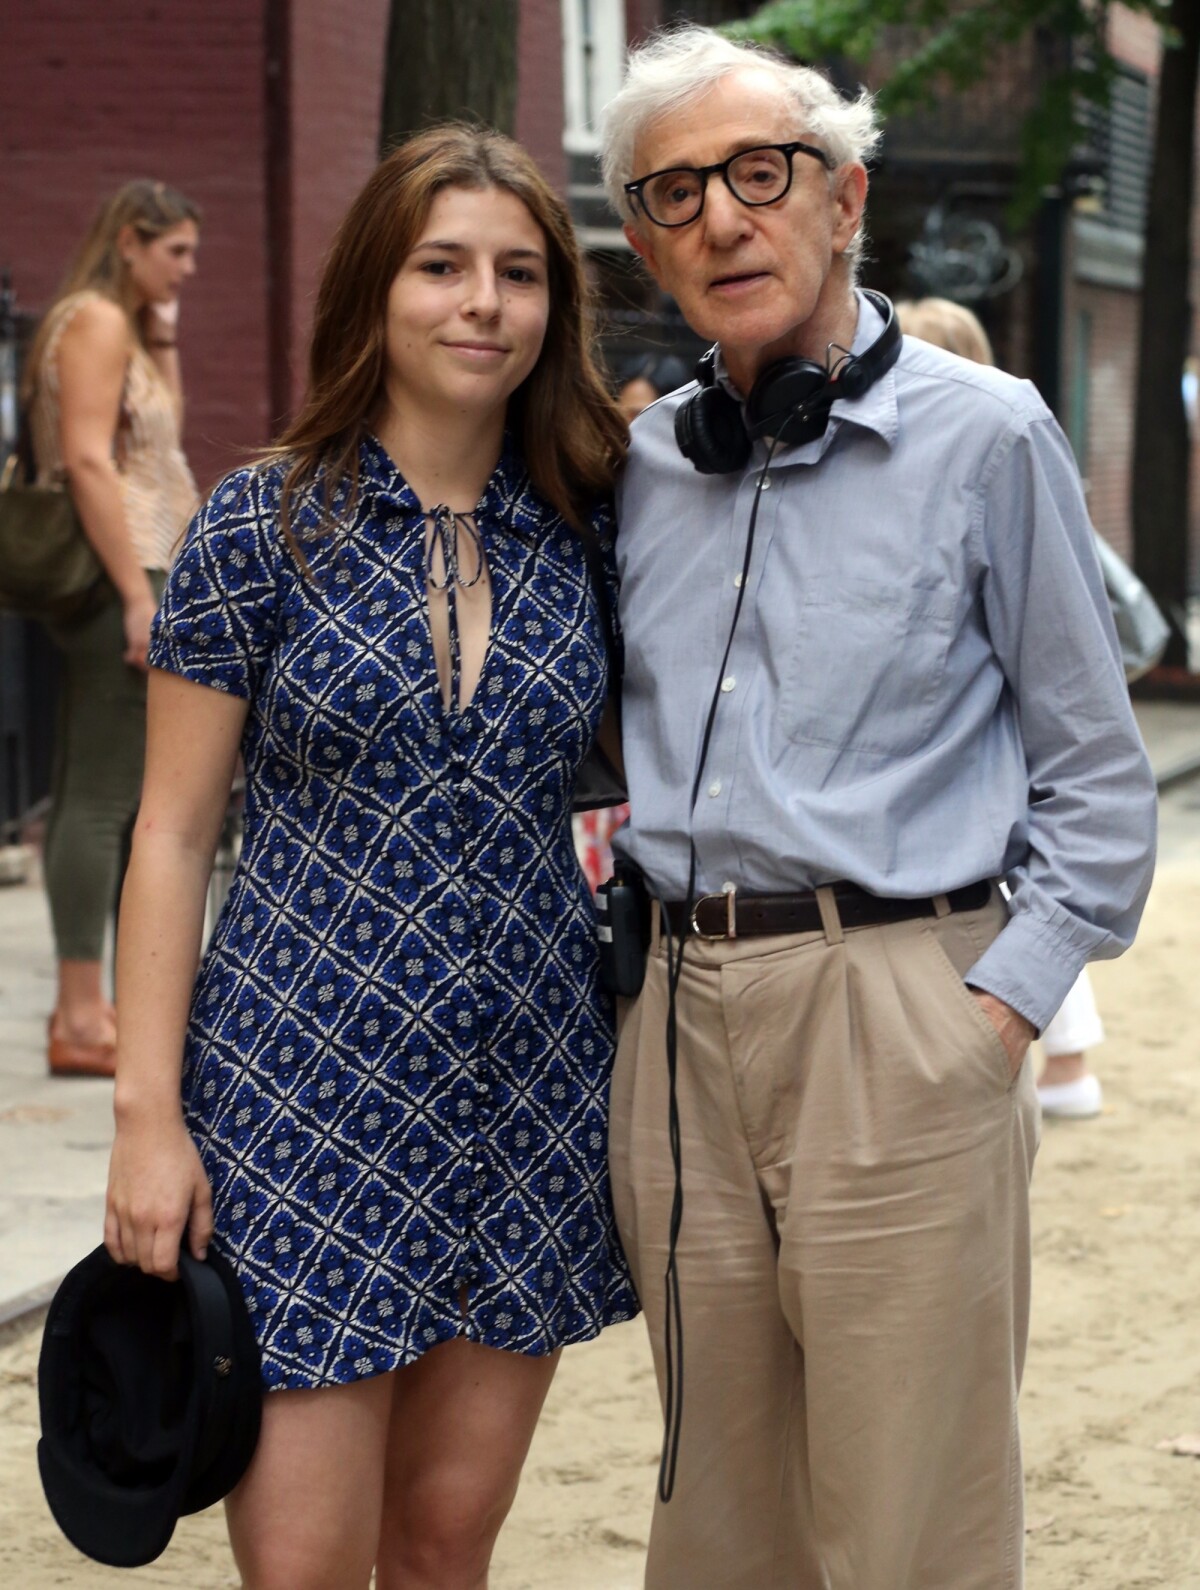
[1036,1072,1103,1118]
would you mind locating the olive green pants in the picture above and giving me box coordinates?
[42,574,164,961]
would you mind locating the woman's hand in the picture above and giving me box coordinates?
[139,298,185,423]
[122,590,158,671]
[140,296,180,347]
[104,1113,213,1280]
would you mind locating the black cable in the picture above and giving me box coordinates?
[646,321,901,1493]
[656,426,784,1503]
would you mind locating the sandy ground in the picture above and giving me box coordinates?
[2,857,1199,1588]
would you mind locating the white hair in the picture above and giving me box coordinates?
[599,25,880,271]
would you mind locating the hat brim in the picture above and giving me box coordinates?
[38,1431,193,1568]
[37,1248,198,1566]
[37,1245,262,1567]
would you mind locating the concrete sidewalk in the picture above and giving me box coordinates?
[3,699,1199,1324]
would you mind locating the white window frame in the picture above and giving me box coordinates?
[561,0,626,155]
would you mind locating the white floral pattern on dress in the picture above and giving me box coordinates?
[149,435,637,1390]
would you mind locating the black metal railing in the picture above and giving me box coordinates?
[0,275,56,842]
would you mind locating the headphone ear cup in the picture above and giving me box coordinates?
[835,356,870,401]
[745,358,829,441]
[675,386,751,475]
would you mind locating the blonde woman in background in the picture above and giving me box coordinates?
[23,181,201,1077]
[896,294,995,366]
[897,295,1107,1118]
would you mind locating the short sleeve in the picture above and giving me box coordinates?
[149,468,280,701]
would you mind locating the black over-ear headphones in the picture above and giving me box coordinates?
[674,289,901,474]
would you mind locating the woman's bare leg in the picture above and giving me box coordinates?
[225,1374,395,1590]
[376,1337,560,1590]
[52,958,117,1046]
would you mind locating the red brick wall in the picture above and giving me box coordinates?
[0,1,273,493]
[2,2,591,483]
[1109,4,1161,77]
[288,0,391,413]
[624,0,662,48]
[1069,282,1139,562]
[1066,4,1200,588]
[517,0,567,190]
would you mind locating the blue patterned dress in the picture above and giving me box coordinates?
[148,434,638,1390]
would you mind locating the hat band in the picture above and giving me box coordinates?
[183,1257,242,1487]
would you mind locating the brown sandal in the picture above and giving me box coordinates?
[48,1034,117,1078]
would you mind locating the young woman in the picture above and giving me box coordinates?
[103,126,637,1589]
[24,180,200,1075]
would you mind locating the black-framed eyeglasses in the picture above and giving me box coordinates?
[624,141,834,229]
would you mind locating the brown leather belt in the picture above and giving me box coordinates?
[663,879,992,941]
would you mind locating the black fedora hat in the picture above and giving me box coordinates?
[37,1244,262,1567]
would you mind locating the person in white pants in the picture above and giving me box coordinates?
[1038,969,1106,1117]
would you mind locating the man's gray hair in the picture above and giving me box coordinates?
[600,26,879,270]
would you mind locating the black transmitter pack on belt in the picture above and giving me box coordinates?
[596,868,651,998]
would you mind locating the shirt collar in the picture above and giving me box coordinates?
[831,290,899,449]
[357,428,546,533]
[358,430,422,511]
[711,289,900,464]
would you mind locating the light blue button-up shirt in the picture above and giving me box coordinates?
[612,294,1157,1033]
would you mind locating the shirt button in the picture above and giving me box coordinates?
[720,675,736,693]
[759,474,771,490]
[722,880,736,893]
[708,780,722,798]
[733,572,744,589]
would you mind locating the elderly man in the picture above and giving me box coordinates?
[599,25,1156,1590]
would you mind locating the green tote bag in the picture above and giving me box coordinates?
[0,451,107,621]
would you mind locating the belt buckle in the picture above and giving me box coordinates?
[690,888,737,941]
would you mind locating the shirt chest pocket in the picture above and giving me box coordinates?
[779,574,955,756]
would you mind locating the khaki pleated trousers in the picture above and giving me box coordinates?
[609,887,1040,1590]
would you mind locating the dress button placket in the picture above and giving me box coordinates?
[456,735,487,1311]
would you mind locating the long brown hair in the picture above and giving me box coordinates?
[22,180,201,399]
[271,123,627,552]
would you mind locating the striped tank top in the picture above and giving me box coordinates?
[29,291,199,571]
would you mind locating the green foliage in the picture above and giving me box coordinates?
[726,0,1171,225]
